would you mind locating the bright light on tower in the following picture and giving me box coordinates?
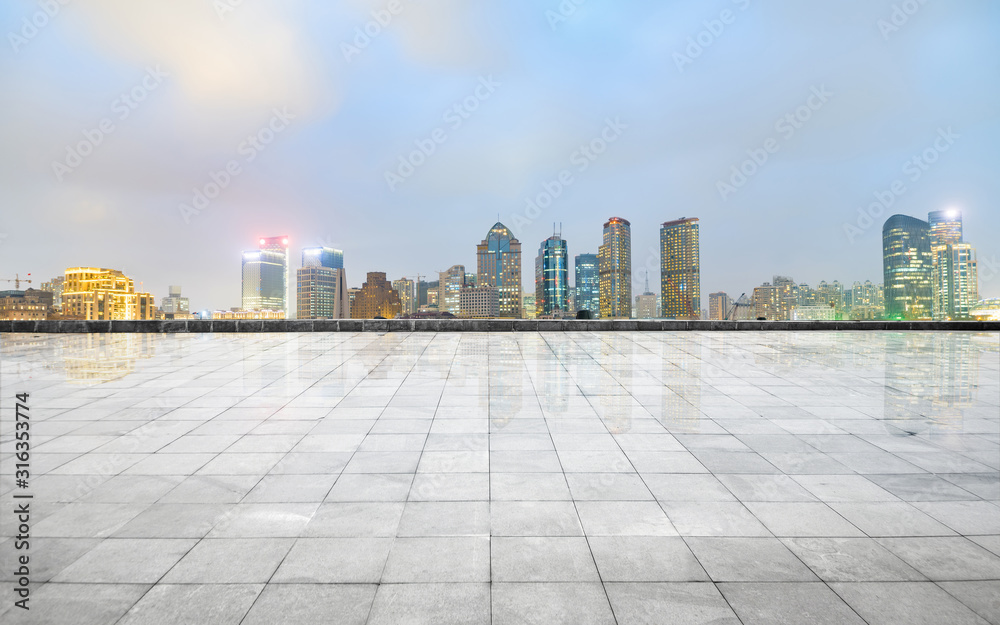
[282,238,288,246]
[259,238,266,246]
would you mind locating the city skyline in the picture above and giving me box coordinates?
[2,2,997,312]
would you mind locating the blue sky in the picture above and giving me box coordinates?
[1,0,998,311]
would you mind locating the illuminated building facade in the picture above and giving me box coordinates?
[297,267,349,319]
[0,289,52,320]
[883,214,933,320]
[708,292,732,320]
[438,265,466,316]
[301,246,344,270]
[242,236,289,314]
[598,217,631,319]
[460,285,500,318]
[574,253,599,316]
[928,210,978,320]
[535,235,569,316]
[351,272,402,319]
[393,278,416,316]
[62,267,156,320]
[660,217,700,319]
[212,309,285,320]
[477,222,522,318]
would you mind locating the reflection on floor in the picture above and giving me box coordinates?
[1,331,998,624]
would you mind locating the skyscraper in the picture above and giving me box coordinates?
[574,253,599,316]
[928,209,978,320]
[660,217,700,319]
[708,292,732,320]
[535,234,569,316]
[242,236,289,314]
[351,272,402,319]
[302,246,344,270]
[438,265,466,315]
[393,278,416,315]
[883,215,933,320]
[297,266,348,319]
[160,285,190,316]
[598,217,631,319]
[477,222,522,318]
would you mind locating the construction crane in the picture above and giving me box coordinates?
[726,293,754,320]
[2,273,32,289]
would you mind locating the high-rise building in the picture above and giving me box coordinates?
[160,285,190,316]
[535,234,569,316]
[773,276,797,321]
[40,276,65,309]
[753,283,780,321]
[438,265,466,315]
[242,236,289,314]
[460,285,500,318]
[574,253,599,316]
[521,294,536,319]
[927,209,978,321]
[62,267,156,320]
[297,266,348,319]
[933,243,978,320]
[883,215,933,320]
[351,272,402,319]
[598,217,631,319]
[928,210,963,247]
[393,278,416,316]
[660,217,700,319]
[708,292,732,320]
[477,222,522,318]
[302,246,344,270]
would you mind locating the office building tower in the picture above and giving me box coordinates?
[574,253,599,316]
[928,210,963,247]
[477,222,522,318]
[302,246,344,270]
[297,266,348,319]
[883,215,933,319]
[927,209,979,320]
[598,217,631,319]
[708,292,732,320]
[438,265,466,316]
[933,243,978,320]
[61,267,156,320]
[660,217,700,319]
[521,294,536,319]
[535,234,569,316]
[351,272,402,319]
[460,285,500,318]
[753,283,780,321]
[242,236,289,314]
[393,278,416,316]
[160,285,190,316]
[773,276,797,321]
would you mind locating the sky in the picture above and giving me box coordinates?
[1,0,998,313]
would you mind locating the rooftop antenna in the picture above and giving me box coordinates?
[644,270,649,294]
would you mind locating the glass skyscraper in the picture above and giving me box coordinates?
[660,217,700,319]
[882,215,933,320]
[535,235,569,316]
[242,236,289,313]
[574,253,599,316]
[302,246,344,270]
[928,209,978,320]
[598,217,631,319]
[477,222,522,318]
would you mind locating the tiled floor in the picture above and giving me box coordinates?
[1,331,998,624]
